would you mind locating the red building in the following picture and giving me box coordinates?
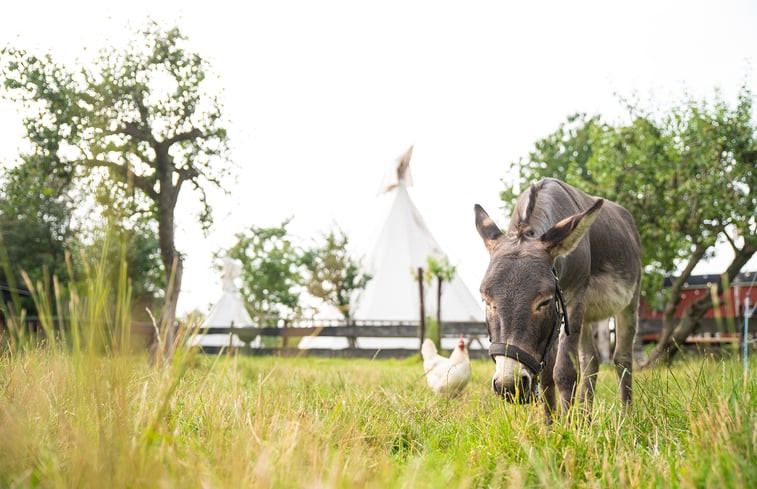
[638,271,757,343]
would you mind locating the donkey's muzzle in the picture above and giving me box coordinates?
[492,370,535,403]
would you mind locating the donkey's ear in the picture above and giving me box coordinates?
[540,198,604,259]
[474,204,505,253]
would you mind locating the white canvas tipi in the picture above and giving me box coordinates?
[352,145,483,325]
[299,146,483,351]
[299,146,483,349]
[189,257,260,348]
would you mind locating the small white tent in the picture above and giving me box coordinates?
[300,146,483,350]
[188,257,260,348]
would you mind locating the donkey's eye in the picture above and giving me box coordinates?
[536,298,552,310]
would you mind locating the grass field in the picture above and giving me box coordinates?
[1,342,755,488]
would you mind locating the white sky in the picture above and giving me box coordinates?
[1,0,756,315]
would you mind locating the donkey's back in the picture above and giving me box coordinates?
[511,179,641,323]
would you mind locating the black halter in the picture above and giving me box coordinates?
[488,268,569,376]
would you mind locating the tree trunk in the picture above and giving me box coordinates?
[642,240,756,367]
[163,253,182,348]
[152,236,182,362]
[638,243,706,369]
[151,150,182,362]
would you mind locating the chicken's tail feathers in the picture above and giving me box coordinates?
[421,338,437,360]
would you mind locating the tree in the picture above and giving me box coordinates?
[501,88,757,366]
[634,90,757,365]
[302,227,371,320]
[0,157,77,315]
[2,23,229,351]
[224,220,306,324]
[1,150,163,325]
[586,91,757,365]
[424,255,457,348]
[501,113,602,207]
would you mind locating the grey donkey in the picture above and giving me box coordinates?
[475,178,641,420]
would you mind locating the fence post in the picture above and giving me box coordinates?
[418,267,425,352]
[229,320,235,353]
[745,295,750,377]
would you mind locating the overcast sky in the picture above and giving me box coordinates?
[1,0,756,315]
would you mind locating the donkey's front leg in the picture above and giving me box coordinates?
[540,350,558,423]
[554,302,585,413]
[554,329,579,412]
[578,320,600,411]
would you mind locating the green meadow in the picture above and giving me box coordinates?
[1,345,754,488]
[0,254,754,488]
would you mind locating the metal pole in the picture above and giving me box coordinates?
[744,296,750,377]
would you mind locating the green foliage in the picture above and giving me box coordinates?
[223,219,306,322]
[424,255,457,346]
[424,255,457,285]
[0,156,78,315]
[502,113,602,209]
[0,145,163,320]
[1,22,230,328]
[224,223,371,323]
[502,88,757,307]
[0,234,130,354]
[302,226,371,319]
[81,221,164,322]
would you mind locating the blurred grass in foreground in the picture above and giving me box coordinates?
[0,351,755,487]
[0,243,755,488]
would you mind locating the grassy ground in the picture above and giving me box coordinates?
[0,344,754,488]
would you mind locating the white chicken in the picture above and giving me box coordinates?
[421,336,471,396]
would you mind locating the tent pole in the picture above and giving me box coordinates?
[418,267,425,352]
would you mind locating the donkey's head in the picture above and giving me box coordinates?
[474,197,603,402]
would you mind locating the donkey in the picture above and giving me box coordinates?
[474,178,641,418]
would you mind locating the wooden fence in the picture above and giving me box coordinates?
[637,317,756,344]
[185,321,492,359]
[6,316,754,359]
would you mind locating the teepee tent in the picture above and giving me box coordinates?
[300,146,483,350]
[353,145,483,324]
[189,257,260,348]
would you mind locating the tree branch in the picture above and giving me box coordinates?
[721,228,738,253]
[637,242,707,369]
[133,91,152,133]
[164,128,203,146]
[664,243,706,316]
[650,239,757,366]
[76,158,158,201]
[175,164,200,188]
[106,122,155,144]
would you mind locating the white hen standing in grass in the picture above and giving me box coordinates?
[421,336,471,396]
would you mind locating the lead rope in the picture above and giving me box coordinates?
[552,268,569,336]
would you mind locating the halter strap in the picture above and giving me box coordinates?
[488,267,569,376]
[488,343,543,375]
